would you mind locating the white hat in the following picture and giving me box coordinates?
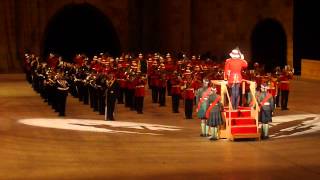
[229,49,241,59]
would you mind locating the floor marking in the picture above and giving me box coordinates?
[19,118,182,136]
[270,114,320,138]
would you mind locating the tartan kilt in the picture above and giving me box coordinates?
[259,109,272,123]
[207,109,223,127]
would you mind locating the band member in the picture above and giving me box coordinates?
[105,73,120,120]
[196,78,211,137]
[138,53,148,75]
[56,73,69,116]
[150,61,159,103]
[183,71,196,119]
[205,86,223,141]
[158,67,167,107]
[47,53,59,70]
[127,72,136,111]
[224,48,248,110]
[170,71,182,113]
[268,74,278,110]
[257,84,274,139]
[117,66,127,104]
[279,67,292,110]
[274,66,282,107]
[134,72,146,114]
[96,73,107,115]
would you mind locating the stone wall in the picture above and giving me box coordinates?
[0,0,293,73]
[301,59,320,80]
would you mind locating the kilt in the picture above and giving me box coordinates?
[197,102,208,119]
[259,109,272,123]
[207,106,223,127]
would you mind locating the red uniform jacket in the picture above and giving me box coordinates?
[184,87,195,100]
[279,75,290,91]
[135,79,146,97]
[117,72,127,88]
[170,77,181,95]
[150,72,159,87]
[156,74,167,88]
[47,56,59,69]
[192,79,202,92]
[224,58,248,84]
[127,78,136,90]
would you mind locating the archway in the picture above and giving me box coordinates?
[42,3,121,61]
[251,19,287,72]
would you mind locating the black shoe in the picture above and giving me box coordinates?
[137,112,143,114]
[200,134,205,137]
[209,137,218,141]
[281,107,289,110]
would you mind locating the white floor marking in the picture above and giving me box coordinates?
[270,114,320,138]
[19,118,182,136]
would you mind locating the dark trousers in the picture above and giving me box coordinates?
[76,82,83,101]
[69,81,78,97]
[185,99,193,119]
[151,86,159,103]
[117,87,125,104]
[172,94,180,113]
[276,88,281,107]
[167,80,172,96]
[106,96,117,120]
[47,85,54,105]
[98,89,106,115]
[230,83,240,110]
[52,89,58,111]
[148,76,151,89]
[127,89,135,110]
[89,86,95,108]
[158,87,166,106]
[281,90,289,109]
[124,88,130,107]
[57,90,68,116]
[83,85,89,105]
[135,96,144,113]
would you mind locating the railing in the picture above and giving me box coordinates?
[242,80,260,134]
[212,80,260,139]
[212,80,232,139]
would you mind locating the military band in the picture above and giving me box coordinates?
[24,49,294,140]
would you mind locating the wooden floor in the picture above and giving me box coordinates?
[0,74,319,179]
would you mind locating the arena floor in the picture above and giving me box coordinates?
[0,74,319,179]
